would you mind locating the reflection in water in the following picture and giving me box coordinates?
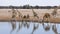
[52,24,58,34]
[17,21,30,32]
[23,22,28,28]
[42,23,50,31]
[26,22,30,29]
[31,23,39,34]
[17,22,22,32]
[1,22,60,34]
[10,22,16,34]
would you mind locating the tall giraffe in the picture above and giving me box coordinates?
[16,9,22,19]
[10,8,17,33]
[51,6,59,17]
[16,9,23,32]
[32,9,39,19]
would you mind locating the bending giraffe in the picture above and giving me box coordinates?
[42,13,50,23]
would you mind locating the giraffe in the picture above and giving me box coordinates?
[10,8,17,33]
[52,24,58,34]
[42,13,50,23]
[16,9,30,32]
[51,6,60,18]
[32,9,39,19]
[42,13,51,31]
[16,9,23,32]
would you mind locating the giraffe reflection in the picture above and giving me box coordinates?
[10,22,16,33]
[9,8,60,34]
[52,24,58,34]
[42,23,50,31]
[31,24,39,34]
[17,22,22,32]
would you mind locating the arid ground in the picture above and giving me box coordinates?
[0,9,60,23]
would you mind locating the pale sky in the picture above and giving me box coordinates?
[0,0,60,6]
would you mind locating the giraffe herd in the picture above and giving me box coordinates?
[9,6,60,34]
[10,8,39,33]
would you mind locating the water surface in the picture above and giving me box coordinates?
[0,22,60,34]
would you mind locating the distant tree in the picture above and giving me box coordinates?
[9,5,15,9]
[35,5,39,9]
[23,4,31,9]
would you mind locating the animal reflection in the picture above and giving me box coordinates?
[10,22,16,34]
[31,24,39,34]
[23,22,30,29]
[42,23,50,31]
[17,22,22,32]
[10,8,30,33]
[9,8,59,34]
[52,24,58,34]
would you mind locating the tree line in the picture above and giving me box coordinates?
[0,5,59,9]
